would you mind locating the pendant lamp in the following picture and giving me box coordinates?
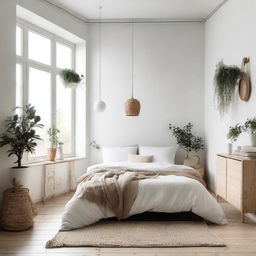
[125,21,141,116]
[94,6,106,112]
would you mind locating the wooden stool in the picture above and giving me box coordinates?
[0,179,37,231]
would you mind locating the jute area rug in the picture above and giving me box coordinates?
[46,220,225,248]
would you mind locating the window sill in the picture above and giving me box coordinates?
[25,156,86,167]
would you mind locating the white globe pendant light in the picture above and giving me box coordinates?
[94,6,106,112]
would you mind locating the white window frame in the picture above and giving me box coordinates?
[16,18,76,163]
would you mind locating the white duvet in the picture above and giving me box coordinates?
[60,162,227,230]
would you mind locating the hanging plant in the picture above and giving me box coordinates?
[214,61,242,115]
[59,69,84,88]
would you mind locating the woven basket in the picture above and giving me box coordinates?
[0,180,37,231]
[125,98,141,116]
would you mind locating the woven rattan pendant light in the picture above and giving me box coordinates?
[94,6,106,112]
[125,21,141,116]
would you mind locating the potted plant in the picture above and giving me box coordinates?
[47,128,60,161]
[243,118,256,145]
[227,124,243,153]
[169,123,204,167]
[59,69,84,88]
[214,61,242,115]
[0,105,43,184]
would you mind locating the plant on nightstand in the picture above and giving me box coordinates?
[227,124,243,154]
[47,128,60,161]
[0,104,43,184]
[169,123,204,158]
[244,118,256,145]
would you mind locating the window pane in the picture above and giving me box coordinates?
[56,42,72,69]
[16,63,22,108]
[56,76,73,155]
[29,67,51,157]
[28,31,51,65]
[16,26,22,56]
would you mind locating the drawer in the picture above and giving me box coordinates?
[227,158,242,180]
[216,156,227,199]
[227,159,242,210]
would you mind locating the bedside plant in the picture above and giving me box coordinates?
[59,69,84,88]
[214,61,242,115]
[227,124,243,143]
[47,128,60,161]
[169,123,204,158]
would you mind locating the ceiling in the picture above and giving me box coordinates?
[45,0,226,22]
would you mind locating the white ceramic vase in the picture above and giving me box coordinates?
[227,143,233,154]
[56,145,64,160]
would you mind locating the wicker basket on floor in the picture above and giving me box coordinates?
[0,179,37,231]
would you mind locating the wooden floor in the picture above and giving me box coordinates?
[0,193,256,256]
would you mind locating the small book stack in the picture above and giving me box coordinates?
[234,146,256,158]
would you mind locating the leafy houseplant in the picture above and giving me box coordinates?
[169,123,204,158]
[47,128,60,161]
[227,124,243,142]
[0,104,43,168]
[214,61,242,115]
[59,69,84,88]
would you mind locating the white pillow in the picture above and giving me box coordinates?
[139,145,177,163]
[101,146,138,163]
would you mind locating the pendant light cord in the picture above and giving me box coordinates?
[98,6,102,100]
[131,21,134,99]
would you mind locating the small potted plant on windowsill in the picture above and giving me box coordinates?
[0,105,43,185]
[59,69,84,89]
[169,123,204,168]
[47,128,60,161]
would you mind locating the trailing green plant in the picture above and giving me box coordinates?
[227,124,243,142]
[47,128,60,148]
[244,118,256,134]
[214,61,242,115]
[0,104,43,168]
[59,69,83,83]
[169,123,204,158]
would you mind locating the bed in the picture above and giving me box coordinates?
[60,161,227,230]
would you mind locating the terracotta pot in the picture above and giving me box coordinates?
[47,148,57,161]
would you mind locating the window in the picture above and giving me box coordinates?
[16,21,76,161]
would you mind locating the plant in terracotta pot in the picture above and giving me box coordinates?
[214,61,242,115]
[47,128,60,161]
[0,105,43,184]
[169,123,204,168]
[59,69,84,88]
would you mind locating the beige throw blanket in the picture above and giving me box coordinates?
[77,168,205,220]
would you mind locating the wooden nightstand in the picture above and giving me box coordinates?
[216,153,256,222]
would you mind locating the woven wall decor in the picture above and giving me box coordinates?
[239,57,251,101]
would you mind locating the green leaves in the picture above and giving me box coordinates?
[169,123,204,157]
[59,69,82,83]
[47,128,60,148]
[0,104,44,168]
[214,61,242,115]
[228,118,256,142]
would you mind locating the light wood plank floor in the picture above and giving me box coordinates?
[0,192,256,256]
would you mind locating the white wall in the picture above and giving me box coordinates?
[205,0,256,189]
[88,23,205,165]
[0,0,16,202]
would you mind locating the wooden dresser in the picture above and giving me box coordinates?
[216,154,256,222]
